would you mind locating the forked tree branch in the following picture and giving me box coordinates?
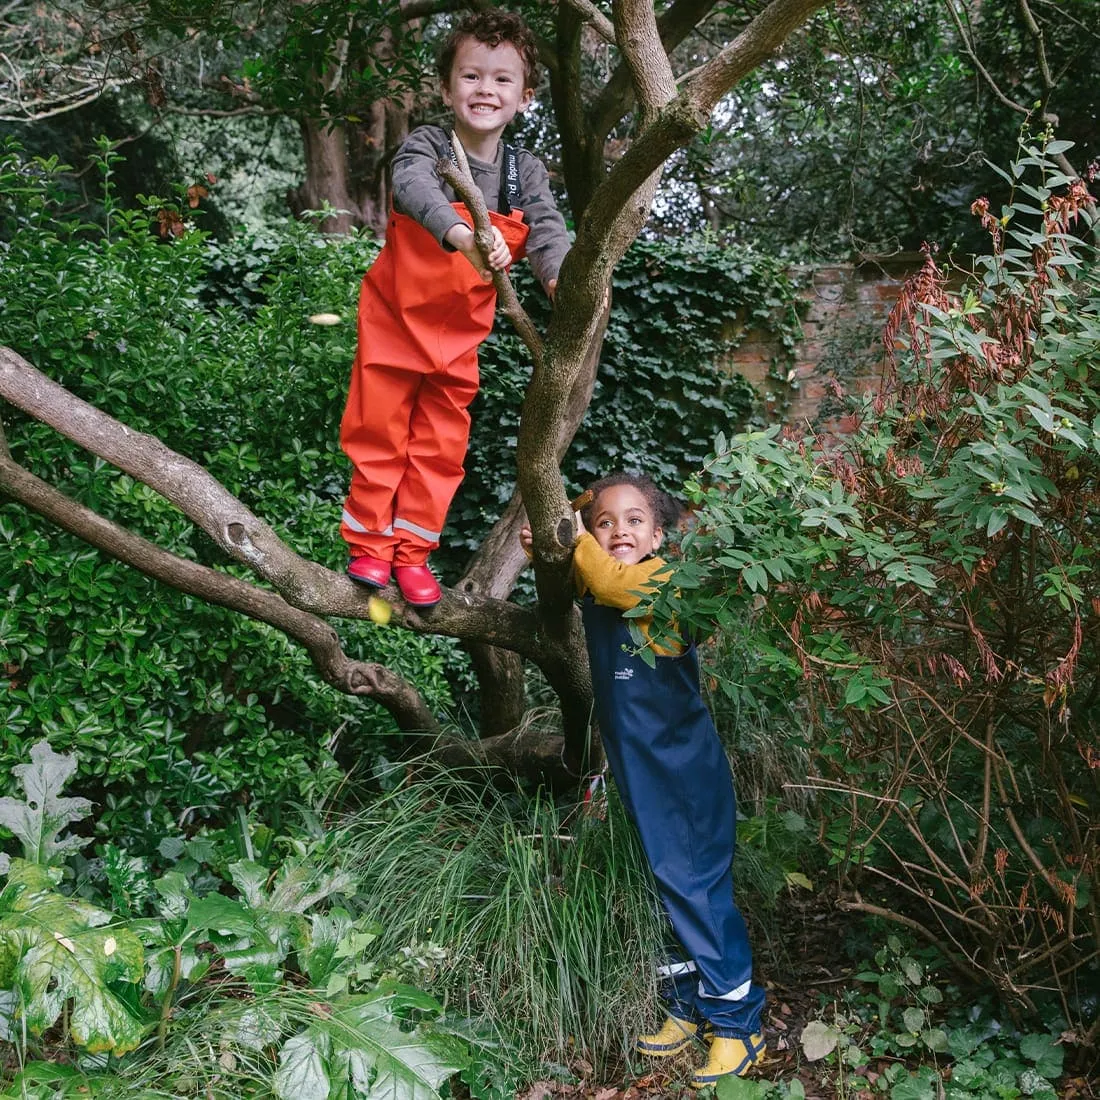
[0,346,545,658]
[0,451,440,734]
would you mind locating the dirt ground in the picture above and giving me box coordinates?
[516,891,1100,1100]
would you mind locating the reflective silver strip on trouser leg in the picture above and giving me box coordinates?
[698,978,752,1001]
[656,961,697,978]
[393,517,442,542]
[342,509,392,537]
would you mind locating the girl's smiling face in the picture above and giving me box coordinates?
[590,484,664,565]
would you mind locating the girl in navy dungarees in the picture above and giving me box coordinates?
[526,473,766,1088]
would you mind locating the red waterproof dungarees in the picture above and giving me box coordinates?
[340,197,529,566]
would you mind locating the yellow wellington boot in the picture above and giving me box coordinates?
[690,1033,766,1088]
[635,1015,703,1056]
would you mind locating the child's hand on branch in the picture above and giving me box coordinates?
[485,225,511,270]
[444,223,510,281]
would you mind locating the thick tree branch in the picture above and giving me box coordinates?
[580,0,830,249]
[614,0,677,127]
[0,346,544,658]
[432,136,602,770]
[0,452,440,734]
[592,0,720,138]
[549,5,601,217]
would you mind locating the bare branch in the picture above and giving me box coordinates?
[437,134,546,361]
[561,0,616,44]
[0,77,127,122]
[942,0,1029,115]
[1016,0,1053,96]
[941,0,1098,237]
[580,0,829,247]
[0,451,440,734]
[164,104,282,119]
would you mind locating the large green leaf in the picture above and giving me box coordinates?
[275,1032,332,1100]
[0,859,146,1055]
[274,992,469,1100]
[0,741,91,866]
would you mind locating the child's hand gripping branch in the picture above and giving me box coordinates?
[519,490,588,557]
[444,221,513,281]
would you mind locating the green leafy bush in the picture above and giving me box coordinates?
[652,136,1099,1030]
[0,739,493,1100]
[1,136,799,845]
[0,140,463,845]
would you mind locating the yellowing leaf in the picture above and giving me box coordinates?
[0,859,145,1055]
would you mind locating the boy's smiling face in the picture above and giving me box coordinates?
[442,37,533,153]
[590,485,664,566]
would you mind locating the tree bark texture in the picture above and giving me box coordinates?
[3,0,833,784]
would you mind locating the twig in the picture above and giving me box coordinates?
[560,0,616,45]
[837,893,990,988]
[436,133,546,363]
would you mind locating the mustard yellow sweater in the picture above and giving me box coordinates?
[572,533,681,655]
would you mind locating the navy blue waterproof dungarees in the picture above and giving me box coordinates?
[582,596,766,1038]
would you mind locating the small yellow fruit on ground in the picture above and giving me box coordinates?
[367,596,392,625]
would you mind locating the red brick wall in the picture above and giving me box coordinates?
[723,254,924,431]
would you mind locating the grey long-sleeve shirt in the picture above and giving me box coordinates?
[391,124,571,293]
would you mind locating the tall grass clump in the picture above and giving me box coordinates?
[340,765,668,1076]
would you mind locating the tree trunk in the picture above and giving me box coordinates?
[289,118,360,233]
[287,12,418,237]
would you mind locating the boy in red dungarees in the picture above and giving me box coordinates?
[340,8,569,606]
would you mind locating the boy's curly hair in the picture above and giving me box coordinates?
[437,9,540,92]
[580,473,684,533]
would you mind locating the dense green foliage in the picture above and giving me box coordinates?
[649,137,1099,1031]
[0,142,461,849]
[653,0,1099,257]
[0,740,499,1099]
[0,139,795,846]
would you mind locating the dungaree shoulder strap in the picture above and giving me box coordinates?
[445,140,520,215]
[500,144,518,215]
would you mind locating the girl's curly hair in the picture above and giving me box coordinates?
[579,473,684,533]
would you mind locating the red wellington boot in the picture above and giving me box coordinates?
[393,565,441,607]
[346,555,392,589]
